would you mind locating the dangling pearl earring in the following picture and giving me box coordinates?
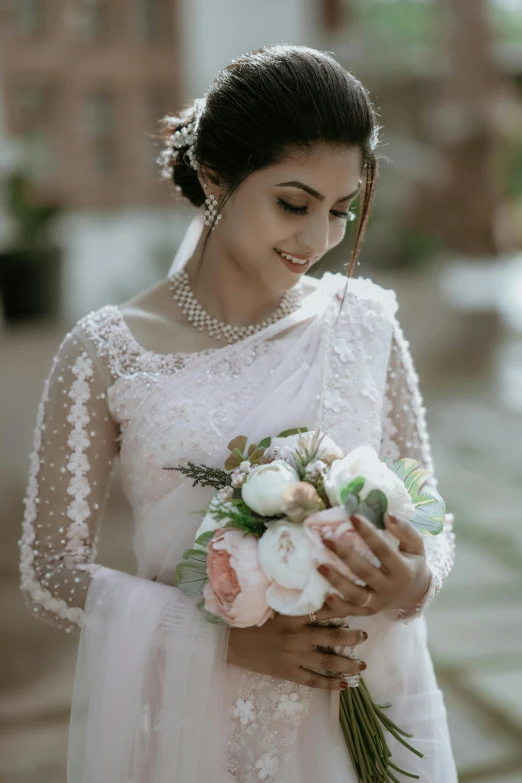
[204,193,222,229]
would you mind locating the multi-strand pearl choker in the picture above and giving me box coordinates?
[169,269,301,344]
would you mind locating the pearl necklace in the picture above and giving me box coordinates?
[169,270,301,344]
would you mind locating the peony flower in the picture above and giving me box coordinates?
[257,520,353,615]
[264,430,343,470]
[203,529,273,627]
[241,460,299,516]
[324,445,415,523]
[194,495,230,550]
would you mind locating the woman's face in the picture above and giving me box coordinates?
[204,143,363,293]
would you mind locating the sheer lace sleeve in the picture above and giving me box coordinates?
[379,314,456,622]
[19,325,119,634]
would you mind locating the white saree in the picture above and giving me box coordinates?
[20,248,457,782]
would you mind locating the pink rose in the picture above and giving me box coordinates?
[203,529,273,628]
[304,507,381,584]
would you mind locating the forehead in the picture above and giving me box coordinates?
[255,144,363,194]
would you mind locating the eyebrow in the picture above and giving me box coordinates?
[275,180,360,203]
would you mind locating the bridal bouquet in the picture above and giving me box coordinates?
[166,429,446,783]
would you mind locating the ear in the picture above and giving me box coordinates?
[197,165,222,196]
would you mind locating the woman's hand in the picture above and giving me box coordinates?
[226,607,368,691]
[317,513,431,618]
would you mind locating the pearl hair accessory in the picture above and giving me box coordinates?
[157,96,207,181]
[168,269,301,344]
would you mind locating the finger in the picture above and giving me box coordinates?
[324,592,378,617]
[384,512,425,556]
[349,515,400,571]
[306,625,367,648]
[321,548,386,593]
[302,650,366,676]
[293,668,355,691]
[317,563,373,605]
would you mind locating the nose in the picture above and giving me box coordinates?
[295,214,330,261]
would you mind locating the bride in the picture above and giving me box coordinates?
[19,45,457,782]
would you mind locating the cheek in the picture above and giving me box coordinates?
[329,222,347,249]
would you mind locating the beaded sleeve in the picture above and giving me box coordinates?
[379,315,456,622]
[19,325,119,634]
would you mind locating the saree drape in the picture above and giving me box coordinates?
[67,271,457,782]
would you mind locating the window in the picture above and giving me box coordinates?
[15,85,56,181]
[11,0,45,35]
[134,0,170,41]
[83,91,117,176]
[78,0,110,41]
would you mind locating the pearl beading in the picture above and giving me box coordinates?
[168,270,302,344]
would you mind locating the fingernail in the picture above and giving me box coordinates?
[387,515,398,525]
[324,539,336,550]
[362,631,368,641]
[340,681,349,689]
[359,661,367,671]
[351,516,360,528]
[318,565,329,576]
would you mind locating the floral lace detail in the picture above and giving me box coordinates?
[228,672,312,783]
[317,276,398,454]
[65,353,96,565]
[79,304,218,380]
[379,311,456,621]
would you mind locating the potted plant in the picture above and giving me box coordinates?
[0,170,62,322]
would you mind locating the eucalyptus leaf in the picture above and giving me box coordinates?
[341,491,359,516]
[196,599,225,624]
[194,531,214,550]
[346,476,365,496]
[181,548,208,564]
[356,502,380,529]
[174,562,208,597]
[258,436,271,449]
[249,447,265,463]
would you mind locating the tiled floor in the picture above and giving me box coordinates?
[1,287,521,782]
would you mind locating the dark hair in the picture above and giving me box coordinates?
[159,44,381,277]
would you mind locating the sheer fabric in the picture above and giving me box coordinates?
[19,271,457,782]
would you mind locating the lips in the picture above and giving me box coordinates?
[275,248,311,274]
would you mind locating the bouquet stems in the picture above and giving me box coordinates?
[339,678,423,782]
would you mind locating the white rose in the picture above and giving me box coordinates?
[194,495,229,550]
[264,430,343,469]
[324,445,415,522]
[241,460,299,517]
[258,521,334,615]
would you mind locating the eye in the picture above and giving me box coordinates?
[277,198,307,216]
[331,210,349,220]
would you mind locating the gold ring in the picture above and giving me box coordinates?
[309,612,317,623]
[361,592,372,609]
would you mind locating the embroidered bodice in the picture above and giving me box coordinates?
[19,273,455,634]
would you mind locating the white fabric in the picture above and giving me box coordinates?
[20,268,457,782]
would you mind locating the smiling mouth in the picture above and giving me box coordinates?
[274,248,311,272]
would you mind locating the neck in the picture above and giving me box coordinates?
[183,231,292,327]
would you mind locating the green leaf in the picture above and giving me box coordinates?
[342,492,359,516]
[358,490,388,530]
[196,598,225,624]
[174,561,208,597]
[181,548,208,564]
[277,427,308,438]
[228,435,248,453]
[408,485,445,535]
[194,531,215,549]
[356,502,380,528]
[249,447,265,464]
[346,476,366,496]
[247,443,257,457]
[258,436,271,449]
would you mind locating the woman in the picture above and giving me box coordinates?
[19,45,457,782]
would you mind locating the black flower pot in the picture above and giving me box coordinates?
[0,248,61,323]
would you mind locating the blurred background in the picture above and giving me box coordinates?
[1,1,522,781]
